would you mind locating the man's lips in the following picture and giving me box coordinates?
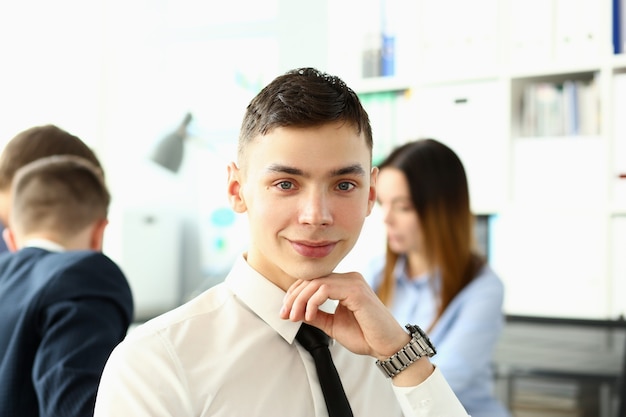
[290,240,337,258]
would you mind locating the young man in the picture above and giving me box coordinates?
[0,124,103,253]
[0,155,133,417]
[94,68,468,416]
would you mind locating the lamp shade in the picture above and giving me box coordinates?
[150,113,193,173]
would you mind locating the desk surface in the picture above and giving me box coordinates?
[493,315,626,417]
[494,319,626,377]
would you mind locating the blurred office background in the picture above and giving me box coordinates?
[1,1,625,414]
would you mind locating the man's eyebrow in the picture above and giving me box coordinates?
[265,164,303,176]
[264,163,366,178]
[331,164,366,177]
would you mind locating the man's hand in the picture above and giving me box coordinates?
[281,272,436,386]
[280,271,411,360]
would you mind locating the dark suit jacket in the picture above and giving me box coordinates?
[0,225,9,253]
[0,247,134,417]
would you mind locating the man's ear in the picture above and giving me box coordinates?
[227,162,247,213]
[90,219,108,251]
[366,166,378,216]
[2,227,18,252]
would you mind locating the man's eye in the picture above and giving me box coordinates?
[277,181,293,190]
[337,182,355,191]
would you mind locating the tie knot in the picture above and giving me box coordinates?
[296,323,330,352]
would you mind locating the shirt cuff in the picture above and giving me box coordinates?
[392,367,469,417]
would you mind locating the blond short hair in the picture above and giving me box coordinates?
[10,155,110,239]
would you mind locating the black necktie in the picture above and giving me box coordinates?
[296,323,354,417]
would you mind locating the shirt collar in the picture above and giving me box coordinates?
[224,254,339,345]
[225,254,301,344]
[23,238,65,252]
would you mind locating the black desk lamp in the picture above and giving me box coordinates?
[150,112,193,173]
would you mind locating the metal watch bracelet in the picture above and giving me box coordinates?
[375,324,437,378]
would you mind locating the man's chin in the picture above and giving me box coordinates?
[288,260,339,282]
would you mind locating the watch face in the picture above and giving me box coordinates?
[405,324,437,356]
[406,324,426,338]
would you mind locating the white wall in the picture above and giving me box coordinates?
[0,0,282,316]
[0,0,355,317]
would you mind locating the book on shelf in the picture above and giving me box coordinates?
[510,0,602,64]
[508,0,553,64]
[554,0,602,61]
[415,0,498,72]
[510,377,600,417]
[511,407,583,417]
[614,0,625,54]
[519,76,599,138]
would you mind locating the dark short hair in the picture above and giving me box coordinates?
[0,124,101,190]
[238,67,373,158]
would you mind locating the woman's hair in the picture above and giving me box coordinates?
[376,138,485,328]
[238,67,373,160]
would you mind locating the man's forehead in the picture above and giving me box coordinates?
[239,124,371,171]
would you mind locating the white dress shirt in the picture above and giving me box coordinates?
[24,238,65,252]
[94,254,468,417]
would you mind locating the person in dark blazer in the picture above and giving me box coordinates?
[0,154,133,417]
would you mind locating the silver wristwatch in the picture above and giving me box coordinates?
[375,324,437,378]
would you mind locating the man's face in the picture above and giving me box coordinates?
[228,121,377,291]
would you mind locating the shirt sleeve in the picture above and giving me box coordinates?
[94,330,193,417]
[392,367,470,416]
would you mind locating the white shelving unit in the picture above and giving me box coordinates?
[336,0,626,320]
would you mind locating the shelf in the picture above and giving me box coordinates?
[408,67,502,86]
[351,76,412,94]
[512,134,602,142]
[613,54,626,71]
[508,63,601,80]
[611,207,626,216]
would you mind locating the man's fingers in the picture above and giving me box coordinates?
[282,279,335,323]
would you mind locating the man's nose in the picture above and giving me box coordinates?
[299,189,333,226]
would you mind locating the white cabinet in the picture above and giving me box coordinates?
[412,80,508,214]
[490,208,610,318]
[104,206,183,321]
[613,72,626,210]
[510,137,607,209]
[611,216,626,317]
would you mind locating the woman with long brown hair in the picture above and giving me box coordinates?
[366,138,510,417]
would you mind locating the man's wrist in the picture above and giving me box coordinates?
[375,324,437,378]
